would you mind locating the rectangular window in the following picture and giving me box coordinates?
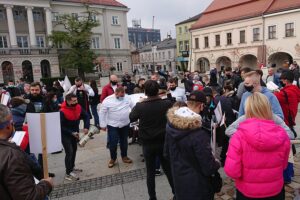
[117,62,123,71]
[159,52,161,59]
[71,13,78,20]
[162,52,165,59]
[268,25,276,39]
[0,36,8,48]
[227,32,232,45]
[215,35,220,46]
[52,12,59,21]
[168,51,171,59]
[17,36,28,48]
[240,30,246,43]
[285,23,294,37]
[184,40,189,51]
[179,41,183,51]
[14,10,25,21]
[91,37,100,49]
[36,36,45,48]
[195,38,199,49]
[112,16,119,25]
[179,27,182,34]
[204,36,209,48]
[253,28,260,41]
[114,38,121,49]
[90,14,97,22]
[0,9,5,20]
[33,10,42,21]
[184,26,188,33]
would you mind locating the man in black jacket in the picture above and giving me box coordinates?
[60,94,89,181]
[0,104,53,200]
[130,80,175,200]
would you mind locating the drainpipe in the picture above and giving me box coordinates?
[262,15,266,67]
[189,30,193,72]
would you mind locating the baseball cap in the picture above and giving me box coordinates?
[188,90,206,103]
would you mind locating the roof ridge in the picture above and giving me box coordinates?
[204,0,257,14]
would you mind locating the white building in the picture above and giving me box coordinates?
[190,0,300,72]
[0,0,131,83]
[139,38,177,73]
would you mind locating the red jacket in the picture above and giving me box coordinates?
[100,83,120,103]
[274,85,300,126]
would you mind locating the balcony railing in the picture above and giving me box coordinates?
[0,48,57,55]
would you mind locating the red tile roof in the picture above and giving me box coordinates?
[53,0,127,8]
[191,0,300,30]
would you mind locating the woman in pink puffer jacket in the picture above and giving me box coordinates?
[224,92,290,200]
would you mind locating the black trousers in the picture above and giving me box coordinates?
[61,134,78,174]
[143,142,175,200]
[236,187,285,200]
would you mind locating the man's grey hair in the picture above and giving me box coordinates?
[0,105,11,124]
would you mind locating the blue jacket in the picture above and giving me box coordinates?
[266,73,281,87]
[238,87,284,119]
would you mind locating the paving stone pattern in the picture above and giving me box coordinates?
[50,168,146,199]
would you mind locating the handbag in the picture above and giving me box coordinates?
[210,171,223,193]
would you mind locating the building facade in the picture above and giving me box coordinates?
[175,14,201,71]
[0,0,131,83]
[128,25,161,49]
[139,38,176,73]
[190,0,300,73]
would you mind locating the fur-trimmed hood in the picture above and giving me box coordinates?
[166,107,203,140]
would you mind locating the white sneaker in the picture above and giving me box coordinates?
[65,172,79,181]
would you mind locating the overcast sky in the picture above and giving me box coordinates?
[118,0,213,39]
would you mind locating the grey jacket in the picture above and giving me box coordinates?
[225,114,294,139]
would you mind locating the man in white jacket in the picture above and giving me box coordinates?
[67,77,94,118]
[99,87,134,168]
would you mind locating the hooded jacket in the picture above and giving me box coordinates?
[60,102,90,136]
[164,107,220,200]
[224,118,290,198]
[274,84,300,126]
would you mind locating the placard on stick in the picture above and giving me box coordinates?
[27,112,62,178]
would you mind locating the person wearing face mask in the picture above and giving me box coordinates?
[99,87,134,168]
[67,77,94,119]
[5,80,21,98]
[164,91,221,200]
[43,92,60,113]
[60,94,90,181]
[221,66,242,90]
[274,70,300,139]
[134,78,146,94]
[0,104,53,200]
[238,71,283,119]
[168,78,187,102]
[100,74,120,103]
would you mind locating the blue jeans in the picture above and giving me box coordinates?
[90,105,99,126]
[107,125,129,160]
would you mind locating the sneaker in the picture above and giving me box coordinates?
[108,159,116,168]
[73,168,83,173]
[65,172,79,181]
[122,157,133,164]
[155,169,162,176]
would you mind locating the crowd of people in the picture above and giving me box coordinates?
[0,61,300,200]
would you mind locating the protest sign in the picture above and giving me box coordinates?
[27,112,62,178]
